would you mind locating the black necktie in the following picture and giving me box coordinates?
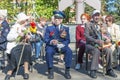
[95,25,99,31]
[96,25,101,40]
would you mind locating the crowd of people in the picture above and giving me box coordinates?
[0,9,120,80]
[75,9,120,79]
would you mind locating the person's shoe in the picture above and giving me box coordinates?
[35,58,40,63]
[98,64,103,69]
[90,70,97,78]
[4,74,11,80]
[65,69,71,79]
[29,65,33,72]
[106,69,117,78]
[23,73,29,79]
[48,69,54,79]
[75,64,80,70]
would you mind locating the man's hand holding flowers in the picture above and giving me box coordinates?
[50,39,58,45]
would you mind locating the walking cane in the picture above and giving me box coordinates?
[75,44,79,66]
[14,42,26,80]
[75,43,77,64]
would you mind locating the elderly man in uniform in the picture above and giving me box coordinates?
[44,10,72,79]
[0,11,10,68]
[84,10,117,78]
[0,12,10,51]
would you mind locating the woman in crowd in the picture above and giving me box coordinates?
[75,13,91,70]
[5,12,32,80]
[105,15,120,67]
[30,17,47,61]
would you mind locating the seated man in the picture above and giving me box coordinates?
[0,12,10,51]
[84,10,117,78]
[44,10,72,79]
[0,12,10,68]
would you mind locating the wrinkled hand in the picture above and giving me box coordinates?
[25,34,31,40]
[95,40,104,46]
[37,31,43,36]
[50,39,58,45]
[80,40,86,44]
[19,32,24,37]
[104,39,111,44]
[57,43,65,49]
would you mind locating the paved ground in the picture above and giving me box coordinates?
[0,52,120,80]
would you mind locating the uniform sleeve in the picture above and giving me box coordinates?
[44,27,51,45]
[0,22,10,43]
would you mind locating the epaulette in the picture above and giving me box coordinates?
[47,23,53,27]
[62,24,68,27]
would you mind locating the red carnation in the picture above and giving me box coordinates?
[118,41,120,46]
[30,22,36,28]
[50,31,54,37]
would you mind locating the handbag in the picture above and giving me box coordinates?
[30,33,41,42]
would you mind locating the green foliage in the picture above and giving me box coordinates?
[35,0,58,20]
[84,3,94,16]
[0,0,15,22]
[0,0,119,24]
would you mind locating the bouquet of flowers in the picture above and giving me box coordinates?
[16,29,30,43]
[29,21,37,33]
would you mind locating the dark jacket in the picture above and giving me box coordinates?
[76,24,86,48]
[84,22,101,46]
[0,20,10,50]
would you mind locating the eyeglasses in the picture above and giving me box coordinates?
[105,19,109,22]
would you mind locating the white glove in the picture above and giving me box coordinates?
[57,44,65,49]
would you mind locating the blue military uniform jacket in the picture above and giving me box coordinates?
[0,20,10,50]
[44,24,70,47]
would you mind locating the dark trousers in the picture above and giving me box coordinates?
[77,43,85,63]
[86,44,113,71]
[8,44,32,71]
[45,45,72,68]
[102,48,113,71]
